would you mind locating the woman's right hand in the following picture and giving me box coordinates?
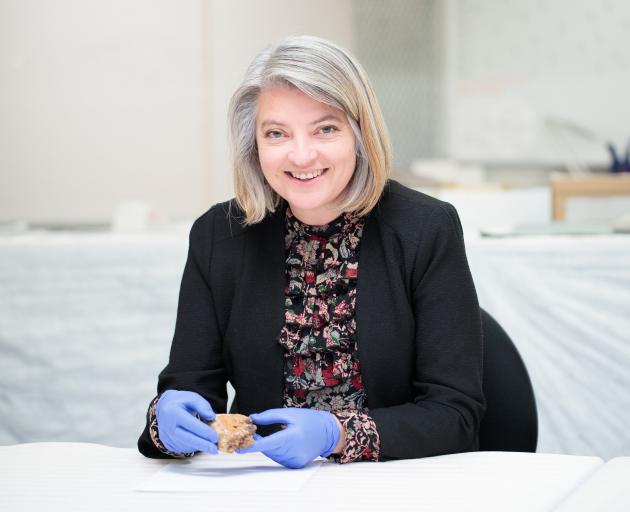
[156,390,219,454]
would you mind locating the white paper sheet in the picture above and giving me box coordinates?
[134,452,323,493]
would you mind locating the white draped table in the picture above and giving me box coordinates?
[466,235,630,460]
[1,230,629,461]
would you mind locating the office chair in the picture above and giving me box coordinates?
[479,308,538,452]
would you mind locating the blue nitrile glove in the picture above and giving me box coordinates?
[156,390,218,455]
[236,408,341,469]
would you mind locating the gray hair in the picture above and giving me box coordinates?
[228,35,391,224]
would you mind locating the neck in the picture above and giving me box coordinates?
[289,206,343,227]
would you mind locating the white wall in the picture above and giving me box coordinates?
[0,0,354,225]
[0,0,210,225]
[445,0,630,167]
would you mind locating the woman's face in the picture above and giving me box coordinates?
[255,85,357,226]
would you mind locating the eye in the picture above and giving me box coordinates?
[319,125,339,135]
[265,130,284,139]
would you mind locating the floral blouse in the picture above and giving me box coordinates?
[148,207,381,463]
[279,207,380,463]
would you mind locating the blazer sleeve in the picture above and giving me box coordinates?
[137,207,228,458]
[370,203,485,460]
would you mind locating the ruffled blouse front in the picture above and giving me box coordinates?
[279,207,380,463]
[279,208,364,406]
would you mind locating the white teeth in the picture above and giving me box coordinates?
[290,169,324,180]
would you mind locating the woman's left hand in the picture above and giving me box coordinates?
[236,408,341,469]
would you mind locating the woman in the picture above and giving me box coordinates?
[138,35,484,468]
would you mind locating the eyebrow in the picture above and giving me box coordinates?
[260,114,344,129]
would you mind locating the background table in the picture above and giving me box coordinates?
[0,443,604,512]
[466,234,630,460]
[1,230,629,460]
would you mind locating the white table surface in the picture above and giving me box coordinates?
[554,457,630,512]
[0,443,604,512]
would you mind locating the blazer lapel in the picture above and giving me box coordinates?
[356,210,391,407]
[246,208,287,357]
[230,208,286,413]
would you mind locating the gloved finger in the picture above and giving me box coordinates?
[249,409,294,426]
[180,393,216,422]
[174,426,218,454]
[176,411,218,444]
[236,430,289,454]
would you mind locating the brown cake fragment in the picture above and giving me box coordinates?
[208,414,257,453]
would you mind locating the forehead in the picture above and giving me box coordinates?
[256,85,344,123]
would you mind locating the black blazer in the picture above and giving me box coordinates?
[138,180,485,461]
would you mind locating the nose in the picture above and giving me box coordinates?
[287,137,317,168]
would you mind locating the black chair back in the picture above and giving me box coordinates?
[479,308,538,452]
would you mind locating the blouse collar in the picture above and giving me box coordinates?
[285,206,362,239]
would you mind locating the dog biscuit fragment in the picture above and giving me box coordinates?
[208,414,256,453]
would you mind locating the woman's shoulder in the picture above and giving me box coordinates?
[190,200,244,240]
[191,199,281,242]
[376,179,459,234]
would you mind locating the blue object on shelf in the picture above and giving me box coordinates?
[608,141,630,173]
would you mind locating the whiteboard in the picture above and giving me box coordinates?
[446,0,630,166]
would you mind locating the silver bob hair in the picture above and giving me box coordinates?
[228,35,392,225]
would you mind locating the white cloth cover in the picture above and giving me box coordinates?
[1,229,629,460]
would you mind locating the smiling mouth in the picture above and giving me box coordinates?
[285,168,329,182]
